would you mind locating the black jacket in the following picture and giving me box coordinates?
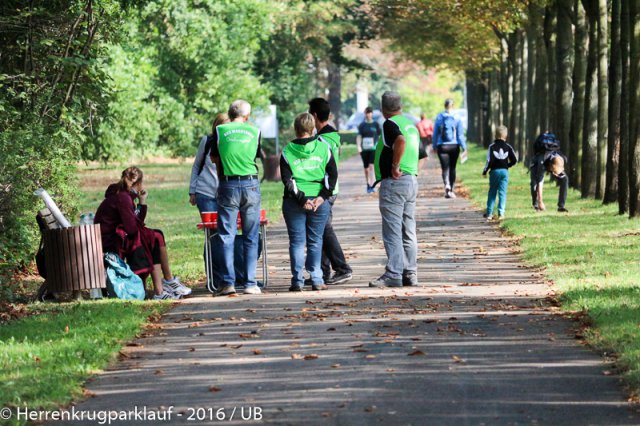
[483,139,518,174]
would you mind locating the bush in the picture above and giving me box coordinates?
[0,123,79,285]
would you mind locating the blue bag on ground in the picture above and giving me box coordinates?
[104,252,145,300]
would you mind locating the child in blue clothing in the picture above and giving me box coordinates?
[482,126,518,220]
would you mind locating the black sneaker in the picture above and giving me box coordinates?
[326,272,353,285]
[402,274,418,287]
[558,207,569,213]
[312,283,328,291]
[289,285,304,292]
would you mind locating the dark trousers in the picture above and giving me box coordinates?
[437,144,460,190]
[529,154,568,209]
[321,196,352,278]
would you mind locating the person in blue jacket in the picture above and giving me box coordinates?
[432,98,467,198]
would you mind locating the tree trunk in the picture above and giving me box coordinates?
[604,0,621,204]
[618,0,631,213]
[500,37,510,126]
[534,8,549,159]
[519,31,528,156]
[595,0,609,199]
[526,4,541,153]
[581,0,598,197]
[544,7,557,132]
[556,0,574,155]
[629,0,640,217]
[488,70,502,143]
[570,0,587,188]
[327,61,341,130]
[509,32,522,158]
[465,75,480,144]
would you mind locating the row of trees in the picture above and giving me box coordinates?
[0,0,371,282]
[375,0,640,217]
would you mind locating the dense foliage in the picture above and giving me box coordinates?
[0,0,374,284]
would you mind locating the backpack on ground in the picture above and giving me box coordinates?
[104,252,145,300]
[440,114,457,143]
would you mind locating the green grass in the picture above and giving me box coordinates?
[0,300,170,411]
[457,144,640,391]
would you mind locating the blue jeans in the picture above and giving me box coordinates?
[378,175,418,280]
[282,197,331,288]
[486,169,509,216]
[195,194,222,288]
[216,179,261,288]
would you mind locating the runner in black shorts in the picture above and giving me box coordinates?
[357,106,381,193]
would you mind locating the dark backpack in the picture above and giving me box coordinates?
[440,114,457,142]
[535,133,560,154]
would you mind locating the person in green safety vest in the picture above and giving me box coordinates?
[209,100,263,296]
[308,97,353,286]
[370,91,420,288]
[280,112,338,292]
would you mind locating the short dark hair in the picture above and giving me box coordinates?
[308,97,331,122]
[364,106,373,114]
[445,98,454,109]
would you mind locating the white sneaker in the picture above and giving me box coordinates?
[153,290,181,300]
[162,276,192,296]
[243,286,262,295]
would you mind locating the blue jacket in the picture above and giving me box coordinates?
[432,111,466,151]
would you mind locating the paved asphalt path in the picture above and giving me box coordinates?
[66,156,638,425]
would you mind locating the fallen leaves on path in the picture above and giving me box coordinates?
[208,386,222,392]
[408,350,426,356]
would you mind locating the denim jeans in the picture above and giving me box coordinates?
[216,179,261,288]
[378,175,418,280]
[282,197,331,288]
[486,169,509,216]
[195,194,222,289]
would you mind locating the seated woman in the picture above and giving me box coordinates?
[280,113,338,291]
[95,166,191,299]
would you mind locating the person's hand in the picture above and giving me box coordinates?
[303,199,314,211]
[189,194,196,206]
[311,197,325,211]
[138,188,148,204]
[391,164,402,180]
[482,172,487,178]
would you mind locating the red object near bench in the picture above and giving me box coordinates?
[197,209,269,290]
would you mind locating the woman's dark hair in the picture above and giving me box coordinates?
[117,166,143,192]
[308,97,331,122]
[364,106,373,114]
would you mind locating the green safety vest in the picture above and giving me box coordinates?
[216,122,260,176]
[318,131,341,194]
[375,115,420,180]
[282,138,331,197]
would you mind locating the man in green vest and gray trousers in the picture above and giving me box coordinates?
[210,100,262,296]
[370,91,419,288]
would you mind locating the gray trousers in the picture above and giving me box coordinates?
[378,175,418,279]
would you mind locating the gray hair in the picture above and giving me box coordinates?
[445,98,454,109]
[381,91,402,113]
[228,100,251,120]
[494,125,508,140]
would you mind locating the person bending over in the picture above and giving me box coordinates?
[530,132,569,213]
